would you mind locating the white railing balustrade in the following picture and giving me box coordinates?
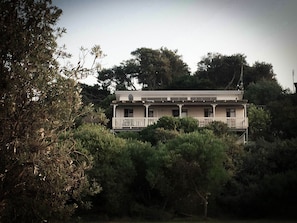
[112,117,248,130]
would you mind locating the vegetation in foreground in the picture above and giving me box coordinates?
[1,0,297,222]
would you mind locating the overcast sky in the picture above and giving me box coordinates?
[54,0,297,91]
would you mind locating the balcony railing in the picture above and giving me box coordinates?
[112,117,248,130]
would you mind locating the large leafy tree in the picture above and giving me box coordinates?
[98,47,190,90]
[73,124,135,216]
[222,139,297,218]
[194,53,277,90]
[97,59,139,90]
[244,61,276,85]
[147,131,229,217]
[267,93,297,139]
[194,53,246,90]
[244,80,283,105]
[0,0,97,222]
[131,47,190,89]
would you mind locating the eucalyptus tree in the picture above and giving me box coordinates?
[195,53,246,90]
[97,47,190,90]
[0,0,99,222]
[131,47,190,89]
[194,53,277,90]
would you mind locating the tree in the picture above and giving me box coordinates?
[205,121,229,137]
[244,80,283,105]
[80,83,110,106]
[0,1,98,222]
[97,59,139,90]
[73,124,135,216]
[98,47,190,90]
[147,131,229,217]
[194,53,277,90]
[165,75,216,90]
[195,53,246,90]
[267,93,297,139]
[222,139,297,218]
[247,104,271,140]
[139,116,199,145]
[131,47,190,89]
[245,61,276,85]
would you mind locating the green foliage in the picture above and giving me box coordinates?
[139,116,180,145]
[147,131,230,216]
[132,47,190,90]
[80,83,110,106]
[179,117,200,133]
[267,94,297,139]
[116,131,140,140]
[139,116,199,145]
[73,124,135,216]
[154,128,180,144]
[0,1,96,222]
[244,80,282,105]
[98,47,190,90]
[245,61,276,84]
[156,116,181,130]
[124,140,157,210]
[165,75,216,90]
[195,53,246,89]
[247,104,271,140]
[194,53,278,90]
[221,138,297,218]
[97,59,137,91]
[76,105,109,126]
[205,121,229,136]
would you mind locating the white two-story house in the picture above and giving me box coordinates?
[111,90,248,142]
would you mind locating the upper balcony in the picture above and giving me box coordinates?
[112,116,248,131]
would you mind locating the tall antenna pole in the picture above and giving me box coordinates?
[293,69,295,93]
[240,60,244,88]
[236,57,244,90]
[239,57,244,90]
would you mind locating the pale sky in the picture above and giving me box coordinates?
[54,0,297,91]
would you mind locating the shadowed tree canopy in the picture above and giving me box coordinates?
[0,0,99,222]
[267,93,297,139]
[97,47,190,90]
[194,53,277,90]
[244,61,276,85]
[80,83,110,105]
[244,80,283,105]
[194,53,247,90]
[132,47,190,89]
[147,131,229,217]
[97,59,139,90]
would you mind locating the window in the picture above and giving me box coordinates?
[226,108,236,117]
[172,109,179,117]
[148,108,154,117]
[204,108,213,117]
[144,108,154,117]
[173,109,187,117]
[124,108,133,117]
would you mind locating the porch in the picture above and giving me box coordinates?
[112,117,248,131]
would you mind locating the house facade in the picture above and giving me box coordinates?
[111,90,248,142]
